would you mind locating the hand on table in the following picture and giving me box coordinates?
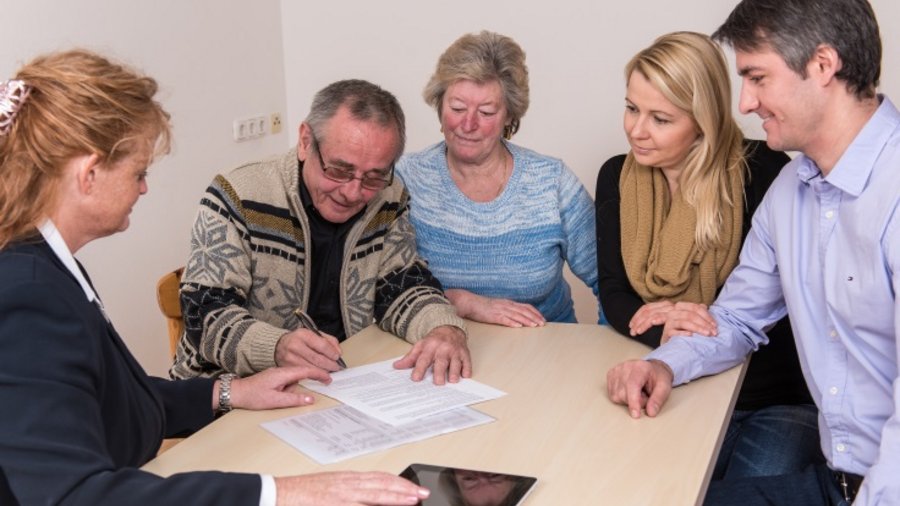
[660,302,717,344]
[628,301,676,337]
[628,301,717,344]
[393,325,471,385]
[275,471,429,505]
[606,359,674,418]
[446,288,545,328]
[275,328,344,372]
[226,366,332,411]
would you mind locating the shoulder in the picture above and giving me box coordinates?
[396,143,445,181]
[742,140,791,197]
[509,142,565,172]
[743,140,789,177]
[596,154,627,195]
[203,150,298,212]
[0,242,70,289]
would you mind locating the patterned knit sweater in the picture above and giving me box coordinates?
[396,141,601,323]
[170,149,465,379]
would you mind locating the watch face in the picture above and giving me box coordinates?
[400,463,537,506]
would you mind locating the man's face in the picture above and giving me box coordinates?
[297,105,399,223]
[736,47,825,154]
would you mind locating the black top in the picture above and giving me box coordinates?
[595,140,812,410]
[299,160,365,341]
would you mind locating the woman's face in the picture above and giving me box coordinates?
[623,71,699,172]
[88,147,151,237]
[440,79,508,165]
[455,471,516,506]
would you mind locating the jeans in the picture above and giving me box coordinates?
[704,463,850,506]
[712,404,824,480]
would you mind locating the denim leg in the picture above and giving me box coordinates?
[704,463,850,506]
[713,404,824,480]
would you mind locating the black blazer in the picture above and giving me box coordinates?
[595,140,812,410]
[0,239,260,505]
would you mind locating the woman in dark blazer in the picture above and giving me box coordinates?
[595,32,822,483]
[0,50,429,506]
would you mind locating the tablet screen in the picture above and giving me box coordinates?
[400,463,537,506]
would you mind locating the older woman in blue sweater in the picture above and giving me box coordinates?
[396,31,600,327]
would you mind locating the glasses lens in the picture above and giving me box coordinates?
[361,177,389,190]
[323,166,354,183]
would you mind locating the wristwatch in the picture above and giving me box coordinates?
[217,373,236,414]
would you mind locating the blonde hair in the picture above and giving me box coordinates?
[626,31,746,250]
[423,31,529,139]
[0,49,171,248]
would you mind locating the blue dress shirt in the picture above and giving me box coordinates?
[647,96,900,505]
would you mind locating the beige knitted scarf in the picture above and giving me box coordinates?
[619,153,743,305]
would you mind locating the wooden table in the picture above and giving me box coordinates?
[144,322,745,505]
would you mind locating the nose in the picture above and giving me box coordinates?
[338,177,365,202]
[461,111,478,132]
[626,115,649,140]
[139,178,148,195]
[738,82,758,115]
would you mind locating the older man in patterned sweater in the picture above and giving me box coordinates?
[171,80,470,385]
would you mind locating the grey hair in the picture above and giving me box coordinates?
[304,79,406,160]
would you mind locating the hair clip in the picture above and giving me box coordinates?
[0,79,33,136]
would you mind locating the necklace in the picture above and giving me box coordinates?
[448,149,511,203]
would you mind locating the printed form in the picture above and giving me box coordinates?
[300,357,506,426]
[262,405,494,464]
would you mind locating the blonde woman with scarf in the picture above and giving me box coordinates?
[595,32,821,484]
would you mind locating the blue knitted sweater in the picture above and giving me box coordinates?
[397,141,602,323]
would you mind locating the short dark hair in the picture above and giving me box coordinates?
[713,0,881,99]
[304,79,406,162]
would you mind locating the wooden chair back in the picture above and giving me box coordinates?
[156,267,184,358]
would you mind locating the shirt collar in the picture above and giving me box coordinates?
[38,219,98,303]
[797,95,900,196]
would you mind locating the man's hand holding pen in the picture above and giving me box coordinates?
[274,310,347,373]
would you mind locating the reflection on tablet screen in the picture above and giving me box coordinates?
[400,463,537,506]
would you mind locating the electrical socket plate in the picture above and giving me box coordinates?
[271,113,283,134]
[233,116,267,142]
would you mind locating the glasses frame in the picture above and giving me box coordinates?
[310,132,394,191]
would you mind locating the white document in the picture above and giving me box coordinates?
[261,405,494,464]
[301,357,506,426]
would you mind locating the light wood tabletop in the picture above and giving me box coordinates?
[144,322,745,505]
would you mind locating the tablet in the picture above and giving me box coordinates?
[400,463,537,506]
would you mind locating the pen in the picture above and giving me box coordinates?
[292,309,347,369]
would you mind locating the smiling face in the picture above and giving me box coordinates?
[623,71,699,173]
[440,79,508,165]
[297,105,400,223]
[736,47,823,154]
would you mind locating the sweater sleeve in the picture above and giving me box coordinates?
[595,155,661,348]
[558,163,602,322]
[178,176,289,377]
[374,189,466,342]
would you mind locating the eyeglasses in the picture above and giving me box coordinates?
[310,133,394,190]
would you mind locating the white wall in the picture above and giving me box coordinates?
[3,1,898,374]
[281,0,900,327]
[1,0,290,376]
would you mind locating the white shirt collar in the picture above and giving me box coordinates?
[38,219,99,303]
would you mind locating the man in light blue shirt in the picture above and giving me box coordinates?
[606,0,899,504]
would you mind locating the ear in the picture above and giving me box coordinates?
[73,153,102,195]
[297,122,312,162]
[808,44,842,86]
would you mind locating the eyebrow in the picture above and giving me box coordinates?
[624,97,676,117]
[737,65,762,77]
